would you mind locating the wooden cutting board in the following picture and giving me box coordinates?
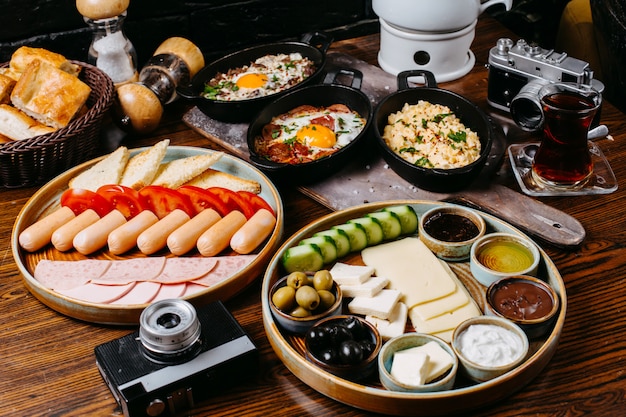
[183,52,585,249]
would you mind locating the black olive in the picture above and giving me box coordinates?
[306,327,330,350]
[342,316,367,339]
[359,340,375,357]
[338,340,364,365]
[317,347,338,364]
[330,325,353,346]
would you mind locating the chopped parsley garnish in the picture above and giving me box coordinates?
[414,157,434,168]
[447,131,467,143]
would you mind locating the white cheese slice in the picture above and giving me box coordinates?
[366,301,408,340]
[390,350,430,386]
[432,329,454,344]
[340,276,389,298]
[409,301,481,335]
[361,237,457,307]
[410,285,470,321]
[397,341,454,383]
[329,262,375,286]
[348,289,401,320]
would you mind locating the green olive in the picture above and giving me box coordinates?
[290,306,312,318]
[295,285,320,311]
[313,270,333,291]
[317,289,336,311]
[286,271,309,289]
[272,286,296,312]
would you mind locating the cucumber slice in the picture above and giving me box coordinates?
[282,243,325,273]
[348,216,384,245]
[366,211,403,240]
[332,222,368,252]
[383,205,419,235]
[299,235,338,264]
[314,228,351,258]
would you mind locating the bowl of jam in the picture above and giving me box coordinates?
[419,205,486,261]
[485,275,560,339]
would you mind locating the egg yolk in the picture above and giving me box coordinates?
[295,124,337,148]
[236,73,268,89]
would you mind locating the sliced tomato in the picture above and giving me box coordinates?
[60,188,114,217]
[138,185,195,219]
[237,191,275,216]
[177,185,230,217]
[96,184,148,219]
[206,187,255,219]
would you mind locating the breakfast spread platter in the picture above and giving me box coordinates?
[261,200,566,416]
[11,146,284,325]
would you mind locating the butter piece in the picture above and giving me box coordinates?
[361,238,457,306]
[366,301,408,340]
[329,262,374,286]
[390,350,430,386]
[348,289,401,320]
[340,276,389,298]
[409,302,481,335]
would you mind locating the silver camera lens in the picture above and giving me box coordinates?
[510,79,551,131]
[139,299,201,358]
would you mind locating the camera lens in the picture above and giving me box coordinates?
[510,79,550,131]
[139,299,201,362]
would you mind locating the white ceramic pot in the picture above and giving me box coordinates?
[372,0,512,32]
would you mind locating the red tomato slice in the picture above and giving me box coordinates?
[138,185,195,219]
[206,187,255,219]
[177,185,230,217]
[60,188,114,217]
[237,191,275,217]
[96,184,148,220]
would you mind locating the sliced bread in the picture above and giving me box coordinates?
[183,167,262,194]
[0,104,56,141]
[150,151,224,189]
[120,139,169,190]
[68,145,130,191]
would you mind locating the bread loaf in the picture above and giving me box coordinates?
[0,74,16,104]
[183,168,262,193]
[0,104,56,141]
[11,60,91,129]
[151,152,224,189]
[119,139,169,190]
[9,46,80,77]
[68,146,130,191]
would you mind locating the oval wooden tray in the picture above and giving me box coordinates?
[261,200,566,416]
[12,146,284,325]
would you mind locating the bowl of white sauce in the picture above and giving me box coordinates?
[451,316,529,382]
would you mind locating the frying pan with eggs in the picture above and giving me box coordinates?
[176,32,331,123]
[246,68,373,184]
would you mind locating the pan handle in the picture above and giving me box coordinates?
[397,70,438,91]
[176,84,200,100]
[323,68,364,90]
[300,31,334,54]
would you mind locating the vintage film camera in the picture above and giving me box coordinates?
[95,299,258,417]
[487,38,604,131]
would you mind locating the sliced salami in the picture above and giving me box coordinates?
[92,257,166,285]
[57,282,136,304]
[152,283,186,302]
[192,254,257,287]
[34,259,111,291]
[111,281,162,305]
[151,257,218,284]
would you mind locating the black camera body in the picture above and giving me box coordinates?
[487,38,604,130]
[95,300,258,417]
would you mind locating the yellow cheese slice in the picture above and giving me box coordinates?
[361,237,457,306]
[410,285,470,321]
[409,302,481,335]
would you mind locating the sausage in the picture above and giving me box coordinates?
[108,210,159,255]
[137,209,191,255]
[230,208,276,254]
[167,208,221,256]
[51,209,101,252]
[197,210,247,256]
[73,210,127,255]
[19,206,76,252]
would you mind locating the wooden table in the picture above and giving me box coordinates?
[1,17,625,417]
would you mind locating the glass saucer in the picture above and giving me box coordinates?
[508,141,618,197]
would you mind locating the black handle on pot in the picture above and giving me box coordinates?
[397,70,438,90]
[300,31,334,54]
[322,68,364,90]
[176,84,200,100]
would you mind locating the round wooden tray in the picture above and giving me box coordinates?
[12,146,284,325]
[261,200,566,416]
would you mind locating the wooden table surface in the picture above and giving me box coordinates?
[2,17,625,417]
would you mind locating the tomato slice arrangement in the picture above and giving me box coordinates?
[207,187,256,219]
[238,190,275,216]
[177,185,230,217]
[96,185,148,220]
[60,189,113,217]
[139,185,196,219]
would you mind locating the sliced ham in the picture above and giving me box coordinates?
[152,283,186,302]
[92,257,166,285]
[193,255,257,287]
[183,282,208,297]
[111,281,162,305]
[151,257,218,284]
[57,282,135,304]
[34,259,111,291]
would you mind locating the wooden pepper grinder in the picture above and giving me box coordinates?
[113,37,205,134]
[76,0,139,86]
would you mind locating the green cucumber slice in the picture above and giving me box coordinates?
[366,211,403,240]
[383,205,419,235]
[299,235,338,264]
[348,216,384,245]
[332,222,368,252]
[314,228,351,258]
[282,243,325,273]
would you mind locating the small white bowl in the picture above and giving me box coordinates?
[469,232,540,286]
[378,333,458,392]
[451,316,529,383]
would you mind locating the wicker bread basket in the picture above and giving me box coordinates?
[0,60,115,188]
